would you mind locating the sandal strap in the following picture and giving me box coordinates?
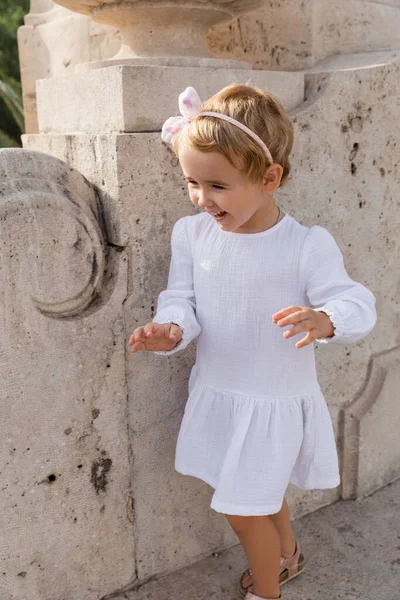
[245,592,281,600]
[245,541,301,576]
[280,541,302,577]
[243,541,302,590]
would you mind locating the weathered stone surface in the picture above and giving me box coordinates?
[0,149,134,600]
[53,0,265,68]
[17,2,120,133]
[208,0,400,71]
[341,345,400,500]
[35,65,304,134]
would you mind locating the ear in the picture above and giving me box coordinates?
[262,164,283,193]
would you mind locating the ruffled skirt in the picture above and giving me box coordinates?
[174,376,340,516]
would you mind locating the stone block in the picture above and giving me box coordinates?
[341,346,400,500]
[17,4,120,133]
[0,149,134,600]
[36,65,304,134]
[208,0,400,71]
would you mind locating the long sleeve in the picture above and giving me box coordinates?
[301,225,377,344]
[152,216,201,355]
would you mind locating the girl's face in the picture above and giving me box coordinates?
[178,143,281,234]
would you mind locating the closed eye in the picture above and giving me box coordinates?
[187,181,225,190]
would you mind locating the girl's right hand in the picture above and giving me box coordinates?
[128,322,183,353]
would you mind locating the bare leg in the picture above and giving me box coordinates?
[226,514,281,599]
[269,498,296,558]
[241,497,296,589]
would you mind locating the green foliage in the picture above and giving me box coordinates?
[0,129,19,148]
[0,80,24,130]
[0,0,30,147]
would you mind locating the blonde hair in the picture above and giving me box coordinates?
[172,82,294,187]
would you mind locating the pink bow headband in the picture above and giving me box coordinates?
[161,87,273,164]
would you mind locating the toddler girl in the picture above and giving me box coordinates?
[128,84,377,600]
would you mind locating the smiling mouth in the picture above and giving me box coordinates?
[209,210,227,218]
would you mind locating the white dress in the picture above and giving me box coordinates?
[153,211,377,516]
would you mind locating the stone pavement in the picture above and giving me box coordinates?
[103,479,400,600]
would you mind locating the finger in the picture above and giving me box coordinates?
[144,323,156,338]
[128,328,138,344]
[169,324,182,342]
[283,320,311,338]
[152,323,168,338]
[131,341,145,353]
[137,327,147,342]
[277,310,307,327]
[129,327,144,345]
[272,306,301,323]
[295,330,317,348]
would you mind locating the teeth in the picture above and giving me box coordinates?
[208,210,226,217]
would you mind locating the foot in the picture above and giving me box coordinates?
[245,592,281,600]
[239,541,305,597]
[241,543,295,589]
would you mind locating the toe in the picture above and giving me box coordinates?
[242,574,253,587]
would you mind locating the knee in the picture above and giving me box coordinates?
[225,514,255,535]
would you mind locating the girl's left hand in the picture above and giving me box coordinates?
[272,306,335,348]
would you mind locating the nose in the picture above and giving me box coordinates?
[196,190,213,209]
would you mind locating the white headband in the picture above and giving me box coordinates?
[161,87,273,164]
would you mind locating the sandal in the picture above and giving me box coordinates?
[245,591,281,599]
[238,541,305,597]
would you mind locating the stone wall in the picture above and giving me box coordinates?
[207,0,400,70]
[0,149,134,599]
